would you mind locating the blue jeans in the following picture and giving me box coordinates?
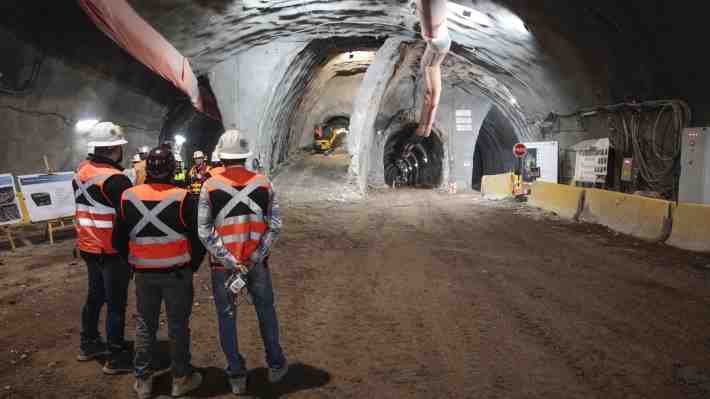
[80,252,131,353]
[211,261,286,377]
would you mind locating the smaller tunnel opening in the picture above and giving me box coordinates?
[384,123,444,188]
[314,115,349,153]
[472,106,518,190]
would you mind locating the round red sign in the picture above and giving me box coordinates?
[513,143,527,158]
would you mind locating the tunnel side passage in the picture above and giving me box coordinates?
[384,123,444,188]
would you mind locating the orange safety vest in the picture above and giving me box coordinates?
[204,168,270,264]
[74,161,123,254]
[121,184,191,270]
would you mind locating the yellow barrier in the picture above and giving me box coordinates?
[528,181,585,220]
[580,188,672,242]
[667,203,710,252]
[481,173,513,200]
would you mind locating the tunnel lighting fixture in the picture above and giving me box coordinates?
[447,2,529,36]
[509,97,518,105]
[174,134,186,146]
[75,119,100,133]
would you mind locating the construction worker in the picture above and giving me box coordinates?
[124,154,142,184]
[133,146,150,185]
[206,150,225,179]
[198,130,288,394]
[113,147,205,398]
[174,157,186,187]
[73,122,134,374]
[187,150,209,194]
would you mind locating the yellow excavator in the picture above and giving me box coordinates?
[314,126,347,154]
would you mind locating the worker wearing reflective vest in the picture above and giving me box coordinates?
[113,147,205,398]
[73,122,134,375]
[187,150,209,194]
[198,130,288,394]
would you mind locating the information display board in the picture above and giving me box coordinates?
[0,174,23,226]
[18,172,75,222]
[522,141,559,183]
[572,138,610,184]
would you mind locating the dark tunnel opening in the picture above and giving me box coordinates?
[384,124,444,188]
[472,106,519,190]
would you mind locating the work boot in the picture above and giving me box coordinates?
[102,347,133,375]
[228,375,247,395]
[133,376,153,399]
[77,339,108,361]
[268,360,289,383]
[171,371,202,397]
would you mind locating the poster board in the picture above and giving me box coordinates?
[0,174,23,226]
[572,138,610,184]
[522,141,559,183]
[18,172,75,223]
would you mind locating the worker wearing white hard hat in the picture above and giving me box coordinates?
[198,129,288,394]
[187,150,209,194]
[73,122,134,375]
[123,154,143,184]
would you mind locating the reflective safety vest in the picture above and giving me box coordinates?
[204,168,270,264]
[188,164,208,194]
[206,165,225,179]
[74,161,123,254]
[121,184,191,270]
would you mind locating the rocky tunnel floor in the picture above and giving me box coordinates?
[2,169,710,398]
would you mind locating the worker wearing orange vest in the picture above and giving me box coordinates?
[187,150,209,194]
[113,147,205,399]
[198,130,287,394]
[73,122,134,375]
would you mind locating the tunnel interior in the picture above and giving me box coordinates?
[384,124,444,189]
[472,106,519,190]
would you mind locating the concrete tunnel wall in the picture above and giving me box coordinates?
[0,25,174,175]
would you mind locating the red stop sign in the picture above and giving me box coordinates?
[513,143,527,158]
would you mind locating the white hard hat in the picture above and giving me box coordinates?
[138,145,150,154]
[193,150,205,159]
[175,155,183,163]
[217,129,252,160]
[87,122,127,151]
[132,154,141,163]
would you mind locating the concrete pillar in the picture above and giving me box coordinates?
[348,38,407,192]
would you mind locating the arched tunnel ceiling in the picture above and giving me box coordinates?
[125,0,705,132]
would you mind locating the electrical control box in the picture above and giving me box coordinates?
[678,127,710,204]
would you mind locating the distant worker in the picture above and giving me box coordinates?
[73,122,134,375]
[123,154,142,185]
[174,157,186,187]
[113,147,205,399]
[133,145,150,185]
[198,130,288,394]
[187,150,209,194]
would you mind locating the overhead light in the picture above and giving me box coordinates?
[75,119,100,133]
[510,97,518,105]
[174,134,186,146]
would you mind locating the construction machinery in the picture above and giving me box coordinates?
[314,127,347,154]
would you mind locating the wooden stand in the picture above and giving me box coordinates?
[1,225,17,251]
[46,217,75,245]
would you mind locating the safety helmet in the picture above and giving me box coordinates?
[132,154,141,163]
[87,122,127,152]
[217,129,252,160]
[138,145,150,155]
[146,147,176,179]
[193,150,205,159]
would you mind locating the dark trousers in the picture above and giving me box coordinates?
[80,252,132,353]
[134,268,194,379]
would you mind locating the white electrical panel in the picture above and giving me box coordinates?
[679,127,710,204]
[523,141,559,183]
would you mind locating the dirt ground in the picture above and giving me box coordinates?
[2,154,710,398]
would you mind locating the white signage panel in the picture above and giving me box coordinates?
[0,174,22,226]
[18,172,75,222]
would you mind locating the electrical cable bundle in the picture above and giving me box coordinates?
[600,100,691,197]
